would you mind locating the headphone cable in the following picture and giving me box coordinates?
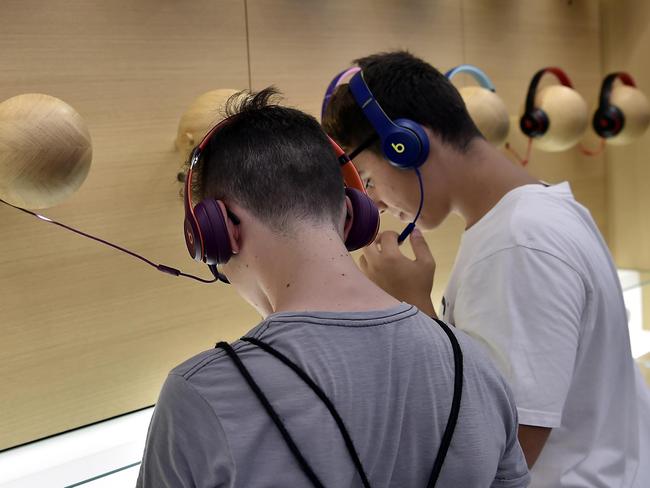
[579,138,606,157]
[397,167,424,243]
[0,199,218,284]
[504,137,533,166]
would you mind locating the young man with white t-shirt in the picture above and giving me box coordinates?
[323,51,650,487]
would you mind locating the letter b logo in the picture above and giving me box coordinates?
[391,142,406,154]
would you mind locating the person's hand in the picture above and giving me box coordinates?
[359,228,437,317]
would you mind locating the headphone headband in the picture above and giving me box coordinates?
[185,114,242,261]
[321,67,362,119]
[525,67,574,113]
[599,72,636,109]
[445,64,496,92]
[349,72,399,137]
[183,114,372,266]
[347,71,429,169]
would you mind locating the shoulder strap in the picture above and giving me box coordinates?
[215,341,326,488]
[241,337,372,488]
[427,319,464,487]
[217,316,463,488]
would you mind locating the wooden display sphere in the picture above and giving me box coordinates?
[606,85,650,145]
[459,86,510,146]
[0,94,92,209]
[175,89,239,159]
[532,85,588,152]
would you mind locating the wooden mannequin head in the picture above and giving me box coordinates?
[605,85,650,145]
[532,85,588,152]
[459,85,510,146]
[175,89,239,160]
[0,93,92,209]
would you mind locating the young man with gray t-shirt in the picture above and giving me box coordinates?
[136,89,530,487]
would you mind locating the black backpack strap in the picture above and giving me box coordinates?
[427,319,464,487]
[242,336,372,488]
[217,317,463,488]
[215,341,326,488]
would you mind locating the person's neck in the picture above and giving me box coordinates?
[251,227,400,318]
[447,139,541,229]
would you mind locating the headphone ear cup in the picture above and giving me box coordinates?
[193,199,233,264]
[593,105,624,138]
[184,215,203,261]
[344,188,380,251]
[390,118,430,169]
[520,109,549,137]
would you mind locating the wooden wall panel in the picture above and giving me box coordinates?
[601,0,650,270]
[246,0,464,118]
[0,0,257,450]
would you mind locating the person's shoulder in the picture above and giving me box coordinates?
[169,339,256,381]
[169,318,271,380]
[504,183,597,253]
[509,183,586,231]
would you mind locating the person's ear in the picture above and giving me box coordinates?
[216,200,241,255]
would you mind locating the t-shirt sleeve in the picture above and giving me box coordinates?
[136,374,235,488]
[492,380,531,487]
[455,246,586,428]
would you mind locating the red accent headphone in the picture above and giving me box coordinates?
[520,67,575,138]
[593,72,636,138]
[184,116,380,282]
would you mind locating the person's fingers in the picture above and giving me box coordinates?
[410,227,435,265]
[378,231,401,256]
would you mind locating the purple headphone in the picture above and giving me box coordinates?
[184,116,381,283]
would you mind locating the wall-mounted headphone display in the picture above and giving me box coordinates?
[519,67,588,152]
[592,72,650,145]
[445,65,510,147]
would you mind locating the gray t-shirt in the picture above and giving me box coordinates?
[137,303,530,487]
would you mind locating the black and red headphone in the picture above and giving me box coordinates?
[592,72,637,138]
[184,116,381,282]
[520,67,575,138]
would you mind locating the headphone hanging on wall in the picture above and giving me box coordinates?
[322,68,429,243]
[593,72,636,138]
[520,67,574,138]
[445,64,510,147]
[445,64,496,92]
[184,115,380,282]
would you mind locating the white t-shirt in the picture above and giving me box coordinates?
[442,182,650,488]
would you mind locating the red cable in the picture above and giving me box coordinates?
[579,139,606,157]
[505,138,533,166]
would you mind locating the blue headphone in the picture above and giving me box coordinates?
[347,71,430,169]
[321,69,429,242]
[445,64,496,92]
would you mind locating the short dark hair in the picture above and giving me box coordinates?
[322,51,483,154]
[187,88,345,234]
